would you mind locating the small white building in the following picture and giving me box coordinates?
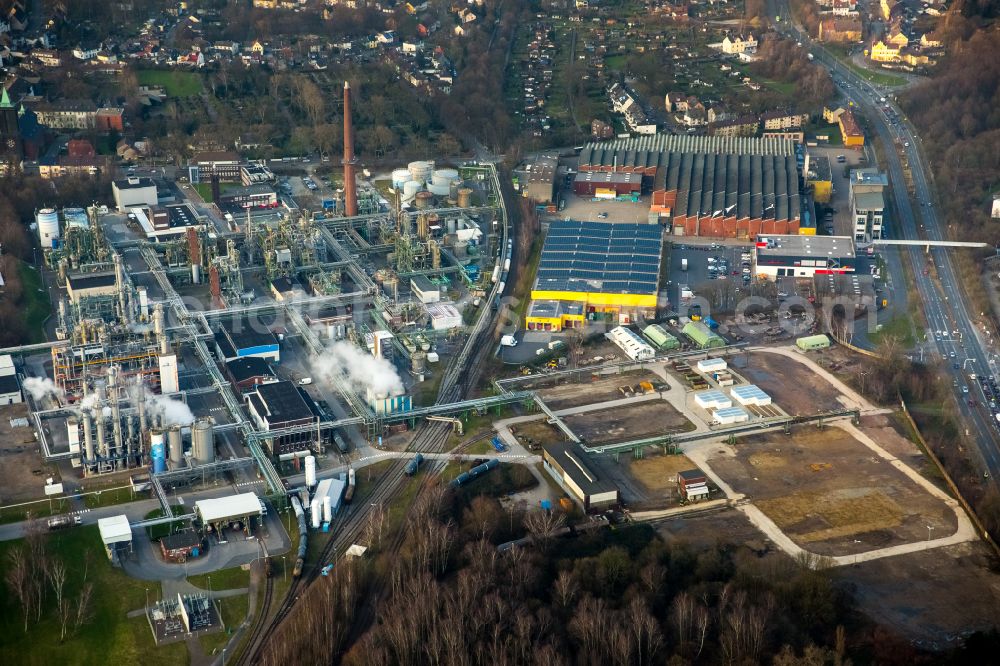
[427,302,463,330]
[606,326,655,361]
[97,514,133,563]
[697,357,728,374]
[731,384,772,406]
[694,389,732,410]
[713,406,750,424]
[112,177,158,211]
[411,275,441,304]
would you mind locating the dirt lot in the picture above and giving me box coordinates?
[708,425,957,556]
[837,541,1000,646]
[563,399,693,445]
[509,420,568,450]
[654,506,776,554]
[0,403,60,502]
[627,452,700,495]
[731,351,845,415]
[538,371,665,411]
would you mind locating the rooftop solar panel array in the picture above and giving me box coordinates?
[534,221,662,295]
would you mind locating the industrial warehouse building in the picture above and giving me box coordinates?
[754,235,856,279]
[194,493,263,533]
[112,176,158,211]
[224,357,276,393]
[542,441,620,511]
[245,380,320,456]
[214,316,281,363]
[526,220,662,330]
[522,157,557,203]
[577,135,802,237]
[572,171,643,198]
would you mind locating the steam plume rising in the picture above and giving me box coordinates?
[313,341,403,397]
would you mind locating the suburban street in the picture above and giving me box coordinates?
[769,2,1000,483]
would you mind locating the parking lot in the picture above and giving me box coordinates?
[667,242,755,309]
[808,145,867,237]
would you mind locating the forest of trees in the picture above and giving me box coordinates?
[899,26,1000,247]
[751,36,835,108]
[253,476,999,666]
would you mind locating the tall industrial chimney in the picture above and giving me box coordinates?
[342,81,358,217]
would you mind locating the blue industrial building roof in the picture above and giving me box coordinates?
[714,406,749,419]
[533,220,663,295]
[731,385,770,401]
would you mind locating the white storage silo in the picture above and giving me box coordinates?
[36,208,60,248]
[311,498,321,529]
[322,496,332,523]
[391,169,412,190]
[192,419,215,464]
[304,455,317,487]
[168,426,183,464]
[408,160,433,184]
[402,180,422,204]
[431,168,459,187]
[427,182,451,197]
[63,207,89,229]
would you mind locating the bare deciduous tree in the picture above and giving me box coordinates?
[5,547,32,632]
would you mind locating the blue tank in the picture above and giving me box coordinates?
[150,440,166,474]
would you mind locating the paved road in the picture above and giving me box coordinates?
[769,6,1000,484]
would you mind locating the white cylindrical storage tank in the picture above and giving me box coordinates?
[391,168,412,190]
[36,208,60,248]
[453,240,468,258]
[427,182,451,197]
[304,455,317,487]
[191,263,201,284]
[322,496,332,523]
[310,498,321,529]
[168,426,183,464]
[446,218,458,234]
[63,207,89,229]
[402,180,422,203]
[192,419,215,464]
[431,168,459,187]
[408,160,433,183]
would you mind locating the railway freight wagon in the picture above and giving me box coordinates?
[450,459,500,487]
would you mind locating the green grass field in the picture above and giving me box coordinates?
[19,261,50,343]
[187,566,250,592]
[0,526,187,666]
[137,69,203,97]
[192,182,237,202]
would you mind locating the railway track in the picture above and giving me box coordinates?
[239,168,510,662]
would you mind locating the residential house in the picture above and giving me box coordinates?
[760,110,809,131]
[32,100,99,130]
[885,24,909,49]
[819,17,862,43]
[708,116,758,138]
[831,0,857,15]
[721,33,757,56]
[837,108,864,147]
[31,49,62,67]
[920,33,943,49]
[665,91,687,112]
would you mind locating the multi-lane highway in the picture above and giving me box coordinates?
[769,6,1000,482]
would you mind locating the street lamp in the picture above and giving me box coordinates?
[222,647,227,666]
[283,555,287,583]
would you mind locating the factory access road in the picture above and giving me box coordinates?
[769,6,1000,484]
